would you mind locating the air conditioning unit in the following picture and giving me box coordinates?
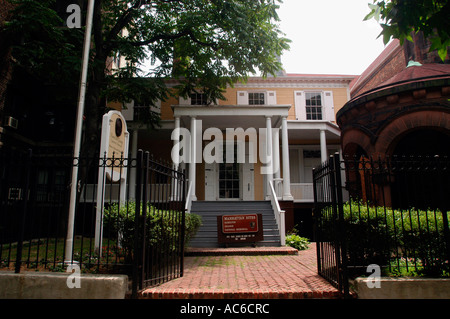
[5,116,18,129]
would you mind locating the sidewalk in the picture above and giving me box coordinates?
[139,243,343,299]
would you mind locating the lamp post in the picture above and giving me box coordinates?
[65,0,95,263]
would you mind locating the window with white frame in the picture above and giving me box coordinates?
[305,92,323,120]
[133,98,161,120]
[237,91,276,105]
[295,90,334,122]
[190,93,208,105]
[248,92,265,105]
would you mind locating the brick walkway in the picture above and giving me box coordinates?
[139,243,343,299]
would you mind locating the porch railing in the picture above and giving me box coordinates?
[268,180,286,245]
[274,181,316,202]
[185,181,193,214]
[291,183,314,202]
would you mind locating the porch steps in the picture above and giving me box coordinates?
[188,201,281,248]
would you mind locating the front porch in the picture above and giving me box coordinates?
[125,111,342,204]
[172,104,294,203]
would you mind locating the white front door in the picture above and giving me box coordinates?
[205,162,217,200]
[219,161,241,200]
[204,143,255,201]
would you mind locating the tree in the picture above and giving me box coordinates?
[5,0,290,159]
[364,0,450,61]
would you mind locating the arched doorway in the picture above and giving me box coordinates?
[392,129,450,157]
[390,129,450,210]
[343,143,369,200]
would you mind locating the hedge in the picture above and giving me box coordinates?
[325,200,450,277]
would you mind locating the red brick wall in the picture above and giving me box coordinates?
[351,32,450,98]
[351,43,406,97]
[358,48,406,96]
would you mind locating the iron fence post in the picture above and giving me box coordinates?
[132,150,143,298]
[141,151,150,288]
[312,167,321,274]
[327,153,342,293]
[180,169,186,277]
[435,155,450,263]
[15,149,32,273]
[333,152,349,298]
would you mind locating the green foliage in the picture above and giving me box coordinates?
[5,0,290,127]
[5,0,84,91]
[104,201,202,259]
[285,234,310,251]
[185,213,203,246]
[339,200,450,276]
[364,0,449,61]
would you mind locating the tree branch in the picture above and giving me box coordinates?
[104,0,145,54]
[130,28,218,51]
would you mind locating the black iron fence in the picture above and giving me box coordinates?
[0,147,186,297]
[313,153,450,298]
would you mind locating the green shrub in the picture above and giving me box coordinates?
[184,213,203,245]
[103,201,202,259]
[337,200,450,276]
[286,234,310,251]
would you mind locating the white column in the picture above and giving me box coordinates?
[173,117,181,170]
[272,127,281,197]
[171,117,180,201]
[273,127,280,179]
[320,129,328,163]
[189,116,197,200]
[281,116,293,200]
[265,116,273,199]
[129,129,139,199]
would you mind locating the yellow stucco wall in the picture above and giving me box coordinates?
[158,85,350,122]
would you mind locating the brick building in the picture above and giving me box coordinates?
[337,35,450,208]
[338,35,450,160]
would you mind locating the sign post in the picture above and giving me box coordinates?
[94,111,129,254]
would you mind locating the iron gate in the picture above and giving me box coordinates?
[132,150,186,296]
[313,153,349,297]
[313,152,450,298]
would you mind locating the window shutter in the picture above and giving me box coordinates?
[323,91,335,122]
[237,91,248,105]
[150,100,161,114]
[122,101,135,121]
[267,91,277,105]
[294,91,306,120]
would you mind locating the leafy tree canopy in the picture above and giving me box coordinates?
[364,0,450,61]
[5,0,290,114]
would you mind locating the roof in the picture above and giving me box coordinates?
[380,63,450,87]
[337,62,450,120]
[349,39,402,95]
[244,73,357,84]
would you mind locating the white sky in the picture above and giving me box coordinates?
[277,0,389,75]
